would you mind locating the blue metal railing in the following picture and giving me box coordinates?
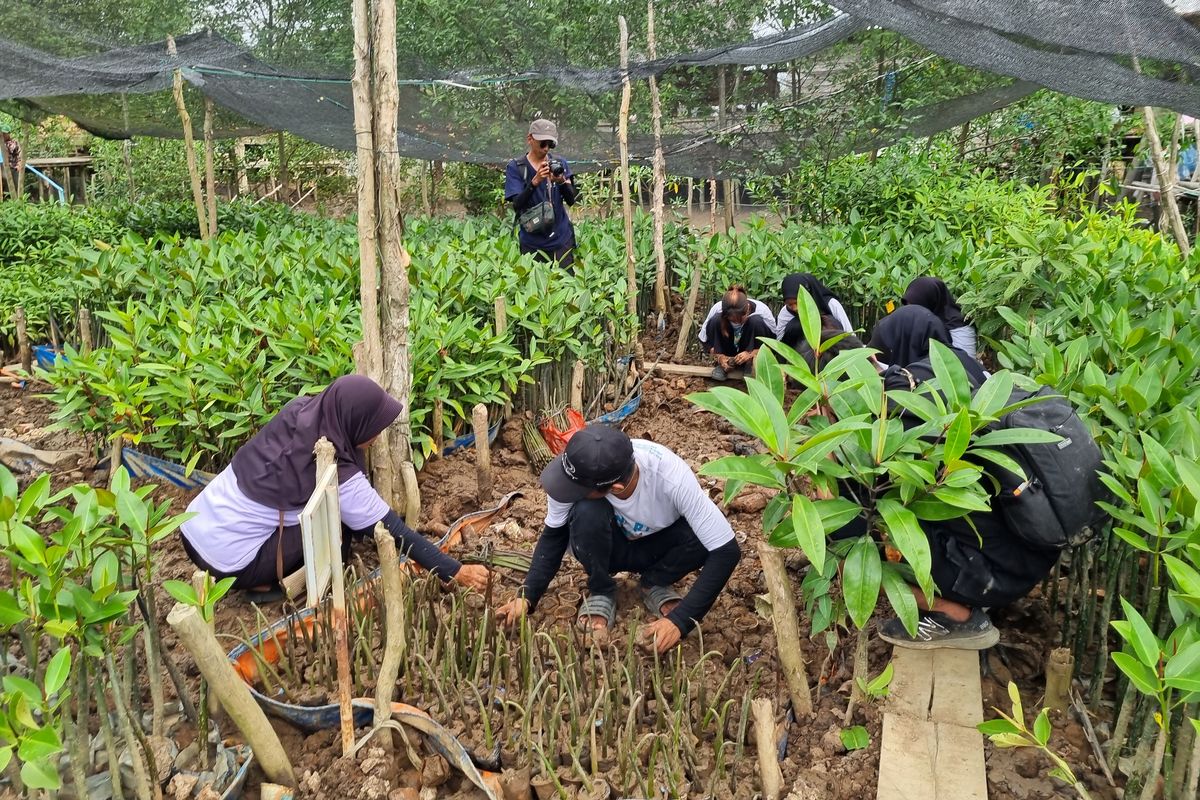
[0,153,66,203]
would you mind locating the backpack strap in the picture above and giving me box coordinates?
[897,367,917,391]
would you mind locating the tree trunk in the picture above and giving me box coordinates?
[168,37,209,239]
[278,131,290,203]
[673,258,703,361]
[758,544,814,718]
[647,0,668,327]
[203,99,219,238]
[618,16,639,349]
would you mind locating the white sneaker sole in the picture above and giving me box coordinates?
[878,625,1000,651]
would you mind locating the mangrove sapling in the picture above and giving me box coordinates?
[64,658,91,800]
[95,679,127,800]
[844,626,871,725]
[104,650,157,800]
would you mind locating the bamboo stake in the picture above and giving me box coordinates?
[373,523,407,750]
[474,403,493,503]
[752,698,783,800]
[13,306,30,375]
[277,132,289,203]
[400,460,420,528]
[109,436,125,487]
[79,307,93,354]
[167,603,296,785]
[203,98,219,239]
[757,544,814,718]
[673,257,703,361]
[617,16,638,346]
[1044,647,1073,714]
[168,37,209,239]
[430,399,444,460]
[1138,102,1191,256]
[1139,722,1168,800]
[647,0,668,327]
[495,296,513,419]
[570,360,585,413]
[233,139,249,197]
[708,178,719,234]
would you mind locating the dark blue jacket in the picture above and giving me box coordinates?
[504,156,578,251]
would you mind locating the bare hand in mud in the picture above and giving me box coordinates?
[453,564,492,592]
[639,617,682,654]
[495,597,529,627]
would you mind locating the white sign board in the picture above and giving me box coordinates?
[299,463,342,608]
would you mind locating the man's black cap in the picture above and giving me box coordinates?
[539,424,635,504]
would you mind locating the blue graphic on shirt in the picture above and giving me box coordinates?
[614,511,652,539]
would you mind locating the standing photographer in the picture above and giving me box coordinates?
[505,119,579,269]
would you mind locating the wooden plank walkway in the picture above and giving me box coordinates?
[876,648,989,800]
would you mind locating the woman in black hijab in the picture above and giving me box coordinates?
[901,277,977,358]
[869,304,986,384]
[180,375,490,601]
[777,273,854,347]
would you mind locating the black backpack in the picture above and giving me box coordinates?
[896,363,1108,550]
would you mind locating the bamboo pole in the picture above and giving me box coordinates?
[708,178,719,234]
[570,360,585,413]
[13,306,30,375]
[168,38,209,239]
[617,16,638,346]
[166,603,296,786]
[757,544,814,718]
[373,523,406,750]
[234,139,249,197]
[474,403,493,503]
[673,258,703,361]
[277,132,289,203]
[647,0,668,327]
[203,99,219,239]
[79,307,93,355]
[752,698,783,800]
[1044,648,1073,714]
[430,399,444,460]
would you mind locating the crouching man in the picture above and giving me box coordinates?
[495,424,741,653]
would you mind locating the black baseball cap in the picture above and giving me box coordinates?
[539,424,635,503]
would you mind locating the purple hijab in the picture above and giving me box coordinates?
[230,375,401,509]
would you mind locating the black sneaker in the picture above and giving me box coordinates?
[878,608,999,650]
[711,365,728,381]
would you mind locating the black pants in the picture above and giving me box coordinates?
[567,498,708,597]
[181,522,366,591]
[521,242,575,271]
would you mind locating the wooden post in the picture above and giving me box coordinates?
[617,16,639,347]
[190,571,222,719]
[570,360,585,413]
[717,67,734,233]
[1142,106,1191,256]
[686,176,694,220]
[325,440,356,756]
[203,99,219,239]
[494,296,507,339]
[277,132,289,203]
[233,139,249,197]
[647,0,668,328]
[758,544,814,718]
[78,307,93,355]
[373,524,407,750]
[1044,647,1073,714]
[166,604,296,786]
[752,698,783,800]
[168,37,209,239]
[708,178,719,234]
[673,258,703,361]
[473,403,493,503]
[13,306,30,375]
[399,461,420,529]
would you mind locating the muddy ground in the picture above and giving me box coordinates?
[1,373,1118,800]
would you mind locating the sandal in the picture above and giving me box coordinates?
[642,585,684,618]
[577,593,617,631]
[242,587,285,604]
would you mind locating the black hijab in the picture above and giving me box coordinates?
[781,273,836,317]
[902,276,968,329]
[231,375,402,509]
[869,305,954,368]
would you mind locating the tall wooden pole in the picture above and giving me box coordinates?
[277,132,290,203]
[168,37,209,239]
[648,1,668,329]
[203,99,219,239]
[1143,106,1192,257]
[618,16,638,348]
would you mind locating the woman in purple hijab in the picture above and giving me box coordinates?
[179,375,490,602]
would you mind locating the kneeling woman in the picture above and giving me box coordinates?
[777,273,853,346]
[702,287,776,381]
[179,375,490,601]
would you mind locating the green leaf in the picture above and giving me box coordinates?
[970,371,1015,421]
[1033,709,1052,746]
[839,725,870,751]
[208,577,237,606]
[866,661,894,697]
[20,756,62,790]
[163,580,199,607]
[977,718,1022,736]
[115,486,148,538]
[1165,555,1200,597]
[881,565,920,638]
[1115,598,1162,670]
[43,649,71,697]
[17,725,63,762]
[0,592,28,628]
[1111,652,1162,696]
[745,377,791,457]
[843,536,882,630]
[876,499,933,601]
[796,285,823,356]
[972,429,1063,448]
[928,340,971,407]
[788,494,827,574]
[1007,682,1024,725]
[1165,641,1200,693]
[943,409,971,465]
[698,456,785,491]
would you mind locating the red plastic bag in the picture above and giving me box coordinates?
[537,408,586,455]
